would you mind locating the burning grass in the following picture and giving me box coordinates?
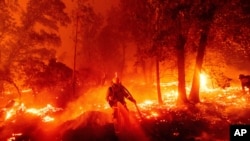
[0,85,250,140]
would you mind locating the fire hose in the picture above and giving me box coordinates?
[122,85,144,120]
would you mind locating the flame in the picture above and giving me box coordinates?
[200,73,208,91]
[5,101,21,120]
[42,115,55,122]
[4,102,62,123]
[5,108,15,120]
[21,88,32,93]
[25,104,62,122]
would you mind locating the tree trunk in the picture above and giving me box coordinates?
[189,4,217,104]
[176,34,188,105]
[156,56,163,104]
[189,26,210,103]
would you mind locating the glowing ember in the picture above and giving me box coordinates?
[12,133,22,136]
[150,111,159,117]
[4,102,62,123]
[25,104,62,122]
[4,101,21,120]
[26,104,62,116]
[42,115,55,122]
[26,108,40,115]
[21,88,32,93]
[5,108,15,120]
[139,100,157,110]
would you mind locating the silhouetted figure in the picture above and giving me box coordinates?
[106,75,136,133]
[239,74,250,93]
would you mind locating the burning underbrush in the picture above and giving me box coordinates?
[0,86,250,141]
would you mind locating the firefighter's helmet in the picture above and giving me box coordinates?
[112,77,120,84]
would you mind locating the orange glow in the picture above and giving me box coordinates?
[42,115,55,122]
[4,102,62,123]
[150,111,159,117]
[25,104,62,122]
[146,112,159,119]
[21,89,32,93]
[200,73,209,91]
[5,102,21,120]
[5,108,15,120]
[143,100,154,105]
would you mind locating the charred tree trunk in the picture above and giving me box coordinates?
[73,5,79,99]
[189,28,209,103]
[176,34,188,105]
[156,56,163,104]
[189,4,217,104]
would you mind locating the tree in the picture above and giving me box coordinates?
[0,0,70,100]
[189,0,250,103]
[0,1,20,97]
[119,0,166,104]
[119,0,190,105]
[167,1,193,105]
[189,2,218,103]
[119,0,154,83]
[71,1,106,88]
[116,0,250,106]
[96,6,136,81]
[212,0,250,70]
[75,2,103,70]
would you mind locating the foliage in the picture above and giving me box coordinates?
[212,0,250,69]
[119,0,160,61]
[75,2,104,70]
[0,0,71,100]
[23,0,70,29]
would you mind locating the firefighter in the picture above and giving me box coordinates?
[106,75,136,133]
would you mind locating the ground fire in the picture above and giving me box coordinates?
[1,0,250,140]
[0,72,250,141]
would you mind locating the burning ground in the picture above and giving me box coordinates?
[0,85,250,141]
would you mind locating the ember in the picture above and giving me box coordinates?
[42,115,54,122]
[3,102,62,123]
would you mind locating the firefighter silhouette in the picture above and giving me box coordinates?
[106,73,136,133]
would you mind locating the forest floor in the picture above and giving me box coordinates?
[0,87,250,141]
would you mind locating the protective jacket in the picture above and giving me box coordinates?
[106,83,135,107]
